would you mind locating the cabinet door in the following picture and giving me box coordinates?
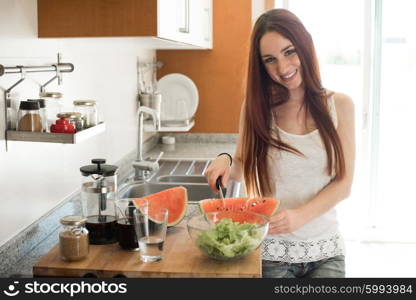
[202,0,213,49]
[158,0,212,49]
[189,0,212,49]
[158,0,190,45]
[158,0,178,42]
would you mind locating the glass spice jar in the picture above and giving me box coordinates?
[73,100,98,129]
[28,99,48,132]
[59,215,89,262]
[16,101,42,132]
[39,92,63,128]
[56,112,84,132]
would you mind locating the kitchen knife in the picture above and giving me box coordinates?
[216,176,227,199]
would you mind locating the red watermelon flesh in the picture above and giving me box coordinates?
[199,197,279,217]
[207,210,269,225]
[133,186,188,227]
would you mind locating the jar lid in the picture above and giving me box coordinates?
[39,92,63,99]
[28,99,46,108]
[57,112,82,119]
[60,215,87,226]
[19,101,40,110]
[56,119,71,125]
[80,158,118,176]
[74,100,96,106]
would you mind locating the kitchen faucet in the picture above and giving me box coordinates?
[133,106,162,181]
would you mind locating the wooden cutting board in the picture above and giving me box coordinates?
[33,222,261,278]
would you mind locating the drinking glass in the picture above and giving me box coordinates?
[115,198,147,251]
[133,207,168,262]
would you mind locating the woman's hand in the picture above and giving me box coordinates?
[204,155,232,192]
[268,208,306,234]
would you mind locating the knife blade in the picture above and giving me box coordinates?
[216,176,226,199]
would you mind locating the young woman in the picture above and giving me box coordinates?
[204,9,355,278]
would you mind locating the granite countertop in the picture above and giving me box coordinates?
[147,142,236,160]
[1,135,237,277]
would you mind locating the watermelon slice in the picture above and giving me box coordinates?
[206,210,269,225]
[133,186,188,227]
[199,197,279,218]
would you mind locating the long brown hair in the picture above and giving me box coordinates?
[242,9,345,197]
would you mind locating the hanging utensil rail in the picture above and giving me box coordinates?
[1,54,75,151]
[0,63,74,76]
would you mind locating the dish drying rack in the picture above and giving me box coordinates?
[138,59,195,132]
[0,53,105,151]
[144,119,195,132]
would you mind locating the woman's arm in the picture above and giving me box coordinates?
[269,93,356,234]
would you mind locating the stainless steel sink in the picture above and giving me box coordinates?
[118,182,216,203]
[118,158,241,205]
[156,175,207,184]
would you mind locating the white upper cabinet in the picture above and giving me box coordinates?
[38,0,212,49]
[158,0,212,49]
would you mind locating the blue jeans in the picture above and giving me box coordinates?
[262,255,345,278]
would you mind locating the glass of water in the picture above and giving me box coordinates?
[133,206,168,262]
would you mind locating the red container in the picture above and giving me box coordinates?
[50,119,76,134]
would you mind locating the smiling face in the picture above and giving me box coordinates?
[260,31,304,93]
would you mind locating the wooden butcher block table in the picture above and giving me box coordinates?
[33,222,261,278]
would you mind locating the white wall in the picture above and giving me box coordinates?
[0,0,155,246]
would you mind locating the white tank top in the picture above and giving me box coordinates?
[262,95,345,263]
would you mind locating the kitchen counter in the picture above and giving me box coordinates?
[0,134,238,277]
[33,222,260,278]
[146,134,237,160]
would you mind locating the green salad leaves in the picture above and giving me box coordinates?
[196,218,263,260]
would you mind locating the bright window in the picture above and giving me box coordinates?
[271,0,415,242]
[375,0,416,236]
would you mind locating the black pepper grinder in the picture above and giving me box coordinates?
[80,159,119,245]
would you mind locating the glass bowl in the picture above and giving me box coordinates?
[187,211,269,261]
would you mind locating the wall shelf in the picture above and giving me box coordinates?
[0,54,83,150]
[6,122,105,144]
